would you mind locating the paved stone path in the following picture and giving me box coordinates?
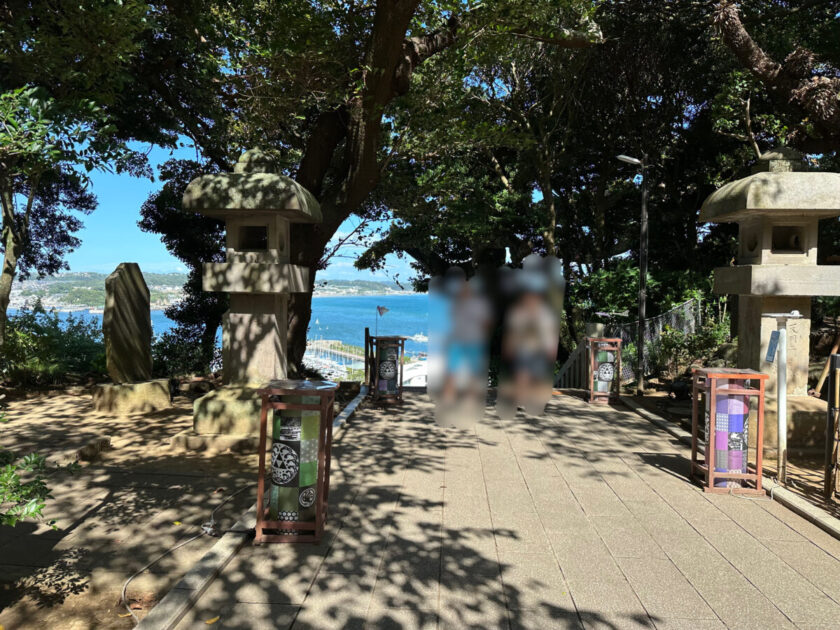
[171,392,840,629]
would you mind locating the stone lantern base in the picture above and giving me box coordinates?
[171,386,264,452]
[747,395,827,455]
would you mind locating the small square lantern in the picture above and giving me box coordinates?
[365,330,406,403]
[690,368,768,495]
[255,379,337,544]
[586,337,621,403]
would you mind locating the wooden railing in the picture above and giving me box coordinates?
[556,342,587,389]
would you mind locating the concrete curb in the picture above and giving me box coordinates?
[136,385,369,630]
[620,396,840,542]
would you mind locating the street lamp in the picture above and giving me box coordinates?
[617,153,649,396]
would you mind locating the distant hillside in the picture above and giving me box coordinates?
[315,279,405,295]
[11,272,188,309]
[11,273,408,309]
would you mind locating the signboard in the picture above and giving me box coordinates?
[766,330,780,363]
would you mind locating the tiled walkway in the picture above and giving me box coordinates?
[174,393,840,629]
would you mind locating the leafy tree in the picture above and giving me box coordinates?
[714,1,840,152]
[123,0,603,371]
[139,159,227,372]
[0,87,141,346]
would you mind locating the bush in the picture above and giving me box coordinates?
[1,302,105,385]
[646,315,731,380]
[152,326,221,378]
[0,451,52,527]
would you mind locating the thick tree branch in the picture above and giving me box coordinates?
[393,16,461,97]
[296,107,348,198]
[714,1,840,151]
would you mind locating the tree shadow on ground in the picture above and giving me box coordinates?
[172,395,663,629]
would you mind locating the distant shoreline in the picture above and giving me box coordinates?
[312,292,418,299]
[10,292,425,313]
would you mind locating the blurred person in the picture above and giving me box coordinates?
[499,258,563,417]
[433,270,493,428]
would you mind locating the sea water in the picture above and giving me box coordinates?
[11,294,430,355]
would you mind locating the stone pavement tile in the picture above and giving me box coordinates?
[364,607,438,630]
[547,522,614,571]
[488,493,538,517]
[291,570,376,629]
[565,572,647,615]
[650,620,725,630]
[694,520,840,624]
[0,536,63,567]
[615,556,717,620]
[769,540,840,603]
[658,494,732,524]
[439,568,508,627]
[666,545,795,629]
[369,567,439,610]
[703,495,804,541]
[758,500,840,558]
[494,515,550,555]
[174,601,299,630]
[320,532,389,575]
[578,611,654,630]
[508,607,583,630]
[498,551,574,611]
[591,516,666,559]
[198,562,316,605]
[601,472,663,504]
[567,482,630,517]
[443,509,493,529]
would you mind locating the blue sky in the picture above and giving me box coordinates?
[63,144,414,282]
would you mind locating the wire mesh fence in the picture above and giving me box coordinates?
[606,298,703,381]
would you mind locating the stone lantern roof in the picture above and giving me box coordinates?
[182,149,322,222]
[700,148,840,224]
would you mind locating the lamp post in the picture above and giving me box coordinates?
[617,153,649,396]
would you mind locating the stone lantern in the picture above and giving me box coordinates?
[700,148,840,451]
[175,149,322,446]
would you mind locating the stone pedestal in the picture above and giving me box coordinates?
[92,379,171,414]
[749,395,828,454]
[170,387,265,452]
[222,294,289,385]
[737,295,811,398]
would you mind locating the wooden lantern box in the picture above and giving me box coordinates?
[690,368,767,495]
[255,379,336,544]
[587,337,622,404]
[364,330,406,403]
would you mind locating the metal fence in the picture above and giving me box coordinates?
[606,298,703,381]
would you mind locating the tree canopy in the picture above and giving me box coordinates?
[2,0,838,364]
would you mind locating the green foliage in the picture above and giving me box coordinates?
[0,303,105,385]
[0,451,52,527]
[568,260,710,323]
[646,317,732,381]
[152,327,221,378]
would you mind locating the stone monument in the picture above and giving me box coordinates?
[700,147,840,451]
[92,263,171,413]
[173,149,322,449]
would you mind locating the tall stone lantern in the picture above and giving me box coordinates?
[700,148,840,451]
[177,149,322,445]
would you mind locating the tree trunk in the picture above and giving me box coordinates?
[538,146,556,255]
[0,210,20,349]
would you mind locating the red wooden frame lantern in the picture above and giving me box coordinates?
[587,337,622,404]
[364,329,406,403]
[255,379,337,544]
[690,368,767,495]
